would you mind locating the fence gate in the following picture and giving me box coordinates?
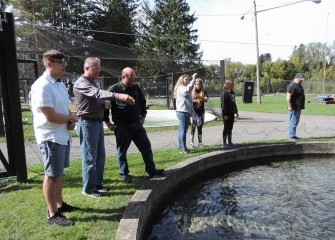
[0,12,27,182]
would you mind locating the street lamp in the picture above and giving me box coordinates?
[241,0,321,105]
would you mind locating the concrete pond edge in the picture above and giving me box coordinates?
[116,142,335,240]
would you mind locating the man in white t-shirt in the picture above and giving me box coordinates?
[30,49,78,226]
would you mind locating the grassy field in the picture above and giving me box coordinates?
[0,146,219,240]
[208,95,335,115]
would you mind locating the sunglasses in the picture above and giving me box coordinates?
[51,59,67,65]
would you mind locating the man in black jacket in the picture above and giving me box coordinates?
[105,67,164,182]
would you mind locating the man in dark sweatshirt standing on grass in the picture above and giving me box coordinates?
[104,67,164,183]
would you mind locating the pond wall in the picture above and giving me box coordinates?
[116,142,335,240]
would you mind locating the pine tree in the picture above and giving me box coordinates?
[90,0,138,47]
[136,0,202,79]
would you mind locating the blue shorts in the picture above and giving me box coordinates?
[39,141,70,177]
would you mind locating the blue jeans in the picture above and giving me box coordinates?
[288,110,301,139]
[76,120,105,193]
[176,111,190,150]
[114,122,156,176]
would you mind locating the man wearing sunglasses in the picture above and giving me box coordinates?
[30,49,79,226]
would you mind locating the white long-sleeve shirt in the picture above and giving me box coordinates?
[175,80,194,113]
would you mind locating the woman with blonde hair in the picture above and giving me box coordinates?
[221,79,238,149]
[190,78,208,147]
[174,73,197,153]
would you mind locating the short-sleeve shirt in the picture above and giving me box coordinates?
[30,72,70,145]
[192,90,208,115]
[287,82,305,110]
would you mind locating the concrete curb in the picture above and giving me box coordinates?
[116,142,335,240]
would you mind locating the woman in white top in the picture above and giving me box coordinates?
[173,73,197,153]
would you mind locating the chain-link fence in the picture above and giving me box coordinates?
[1,18,335,173]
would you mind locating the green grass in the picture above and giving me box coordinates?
[0,146,218,240]
[208,95,335,115]
[1,138,335,239]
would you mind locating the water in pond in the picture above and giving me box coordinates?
[148,156,335,239]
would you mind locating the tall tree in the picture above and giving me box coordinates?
[136,0,202,79]
[290,44,306,73]
[90,0,138,47]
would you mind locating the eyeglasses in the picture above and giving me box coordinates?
[90,66,101,71]
[51,59,67,66]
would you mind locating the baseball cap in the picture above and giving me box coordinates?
[294,73,305,81]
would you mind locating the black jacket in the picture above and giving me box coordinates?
[221,90,238,117]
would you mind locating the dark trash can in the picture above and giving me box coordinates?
[242,81,254,104]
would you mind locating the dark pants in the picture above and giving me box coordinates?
[191,113,204,138]
[223,113,235,144]
[114,122,156,176]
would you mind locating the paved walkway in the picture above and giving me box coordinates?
[18,109,335,166]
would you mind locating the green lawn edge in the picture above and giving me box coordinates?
[1,137,335,239]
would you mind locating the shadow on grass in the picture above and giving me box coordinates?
[0,182,35,193]
[77,206,126,215]
[72,208,127,222]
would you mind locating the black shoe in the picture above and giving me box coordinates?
[47,211,75,226]
[149,169,165,178]
[58,201,79,213]
[96,185,109,193]
[120,174,132,183]
[82,190,103,198]
[180,148,189,154]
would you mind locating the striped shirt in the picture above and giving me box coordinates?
[73,75,119,120]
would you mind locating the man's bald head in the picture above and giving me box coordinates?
[121,67,135,86]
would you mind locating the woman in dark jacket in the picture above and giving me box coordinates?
[221,79,238,149]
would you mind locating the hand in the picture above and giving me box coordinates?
[118,94,135,105]
[67,120,76,130]
[140,116,145,125]
[235,112,239,118]
[192,73,197,79]
[106,122,116,131]
[69,115,79,122]
[104,100,112,109]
